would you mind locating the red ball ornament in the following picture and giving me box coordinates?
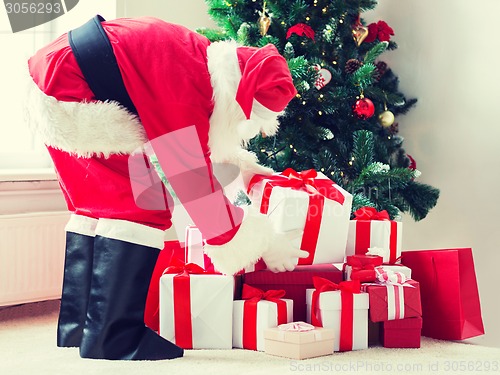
[353,97,375,119]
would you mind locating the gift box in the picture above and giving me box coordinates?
[382,316,422,348]
[377,264,412,279]
[306,277,369,352]
[248,169,352,265]
[343,260,412,282]
[159,260,234,349]
[243,264,343,322]
[343,255,383,282]
[363,277,422,323]
[233,284,293,351]
[401,248,484,340]
[264,322,335,360]
[345,207,402,264]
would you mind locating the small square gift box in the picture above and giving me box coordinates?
[247,168,352,265]
[343,255,412,282]
[377,264,412,279]
[159,258,234,349]
[306,277,369,352]
[343,255,384,282]
[381,316,422,348]
[233,284,293,351]
[362,268,422,323]
[264,322,335,360]
[346,207,402,264]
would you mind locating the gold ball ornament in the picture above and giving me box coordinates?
[258,14,271,36]
[378,110,395,127]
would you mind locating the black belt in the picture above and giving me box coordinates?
[68,15,138,116]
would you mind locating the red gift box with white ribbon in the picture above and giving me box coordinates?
[233,284,293,351]
[362,268,422,322]
[248,169,352,265]
[346,207,402,264]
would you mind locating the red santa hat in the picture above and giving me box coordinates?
[235,44,297,120]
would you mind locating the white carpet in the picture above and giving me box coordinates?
[1,301,499,375]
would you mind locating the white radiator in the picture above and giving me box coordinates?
[0,212,70,307]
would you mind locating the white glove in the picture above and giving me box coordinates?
[261,230,309,273]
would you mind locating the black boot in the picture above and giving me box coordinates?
[57,215,97,347]
[79,219,183,360]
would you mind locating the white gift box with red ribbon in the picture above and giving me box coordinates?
[305,277,369,352]
[233,299,293,351]
[159,268,234,349]
[345,207,402,264]
[248,169,352,265]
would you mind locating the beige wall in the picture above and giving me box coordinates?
[118,1,499,347]
[366,0,499,347]
[117,0,215,29]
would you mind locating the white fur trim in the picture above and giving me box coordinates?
[95,218,164,249]
[206,41,281,164]
[207,40,247,164]
[65,214,98,237]
[204,206,274,275]
[206,41,279,184]
[251,100,282,137]
[25,79,147,158]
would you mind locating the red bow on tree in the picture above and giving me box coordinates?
[365,20,394,43]
[286,23,315,41]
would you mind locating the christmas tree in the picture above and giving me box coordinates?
[198,0,439,221]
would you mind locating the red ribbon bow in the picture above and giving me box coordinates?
[346,255,384,282]
[311,277,361,352]
[241,283,286,302]
[286,23,316,41]
[248,169,345,265]
[241,284,288,351]
[162,258,215,349]
[162,257,207,276]
[354,206,390,221]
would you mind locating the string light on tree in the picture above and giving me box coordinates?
[203,0,440,221]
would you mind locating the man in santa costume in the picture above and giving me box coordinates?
[26,16,307,360]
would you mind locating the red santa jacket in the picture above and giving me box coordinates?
[26,17,296,275]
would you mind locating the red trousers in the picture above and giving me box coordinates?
[47,146,174,230]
